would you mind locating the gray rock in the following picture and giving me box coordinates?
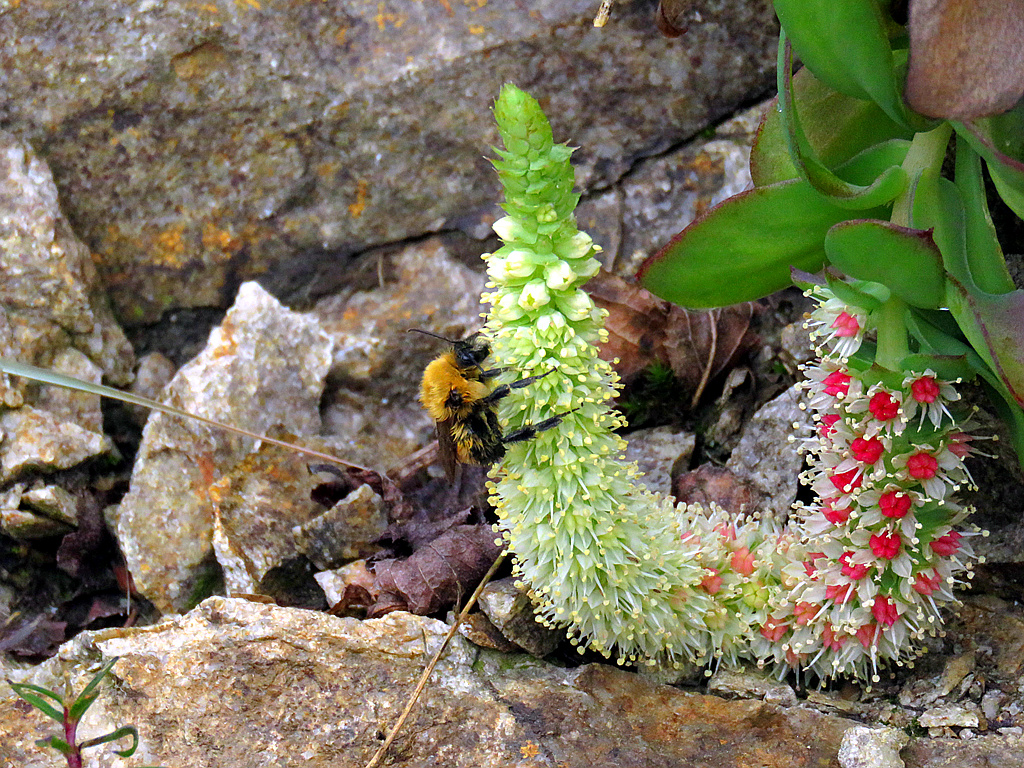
[726,384,810,520]
[477,577,563,658]
[839,726,909,768]
[624,425,695,497]
[293,483,388,571]
[115,282,334,614]
[0,135,133,481]
[0,0,779,322]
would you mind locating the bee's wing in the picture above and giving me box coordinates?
[436,416,459,482]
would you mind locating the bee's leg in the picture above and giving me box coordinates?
[476,366,508,381]
[480,368,557,406]
[502,407,580,445]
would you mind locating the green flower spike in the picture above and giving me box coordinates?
[482,83,714,665]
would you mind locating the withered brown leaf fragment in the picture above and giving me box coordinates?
[655,0,696,37]
[906,0,1024,119]
[588,270,759,406]
[367,524,503,617]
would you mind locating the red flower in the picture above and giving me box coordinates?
[856,622,879,648]
[869,530,901,560]
[906,451,938,480]
[911,375,940,404]
[868,391,900,421]
[818,413,840,439]
[760,616,788,643]
[913,570,942,595]
[731,547,755,576]
[871,595,899,627]
[930,530,962,556]
[879,490,912,519]
[826,583,853,603]
[700,568,723,595]
[851,435,884,465]
[840,551,870,580]
[830,467,863,493]
[793,601,818,626]
[822,498,852,525]
[823,370,852,397]
[823,622,846,651]
[831,312,861,338]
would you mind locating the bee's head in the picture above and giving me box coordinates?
[408,328,491,371]
[452,334,490,370]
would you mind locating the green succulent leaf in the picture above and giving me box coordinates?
[946,277,1024,408]
[776,36,909,208]
[899,352,974,382]
[80,725,140,757]
[8,682,65,722]
[639,179,885,307]
[954,137,1015,294]
[752,67,914,187]
[824,220,945,308]
[773,0,918,129]
[910,167,968,283]
[825,275,888,312]
[954,106,1024,220]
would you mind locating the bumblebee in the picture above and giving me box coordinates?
[412,329,573,480]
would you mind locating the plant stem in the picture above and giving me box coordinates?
[875,295,910,370]
[890,122,953,227]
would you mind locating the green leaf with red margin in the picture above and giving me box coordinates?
[824,220,945,308]
[752,67,914,187]
[638,179,888,308]
[946,277,1024,408]
[775,36,910,209]
[954,101,1024,220]
[773,0,925,130]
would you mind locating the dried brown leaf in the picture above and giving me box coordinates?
[367,524,502,617]
[588,270,759,405]
[655,0,695,37]
[906,0,1024,119]
[673,464,762,516]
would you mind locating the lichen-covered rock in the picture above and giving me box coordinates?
[114,282,334,614]
[0,0,779,322]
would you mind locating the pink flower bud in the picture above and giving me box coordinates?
[911,375,940,404]
[868,391,900,421]
[869,530,901,560]
[731,547,755,576]
[871,595,898,627]
[930,530,962,556]
[906,451,938,480]
[851,436,884,464]
[879,490,911,519]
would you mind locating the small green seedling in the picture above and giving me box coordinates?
[8,657,156,767]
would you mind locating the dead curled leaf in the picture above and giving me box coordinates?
[905,0,1024,119]
[366,524,502,617]
[587,270,759,406]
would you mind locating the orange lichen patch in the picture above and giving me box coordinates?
[209,317,238,359]
[468,24,484,34]
[374,3,406,30]
[316,160,340,180]
[172,41,228,80]
[152,223,189,268]
[201,221,241,254]
[348,179,369,218]
[520,741,539,759]
[691,151,723,176]
[334,26,348,44]
[436,0,453,14]
[464,0,487,10]
[234,0,261,10]
[199,3,219,13]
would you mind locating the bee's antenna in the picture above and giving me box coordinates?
[407,328,458,344]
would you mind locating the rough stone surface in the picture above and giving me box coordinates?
[210,440,335,600]
[0,0,779,322]
[4,597,1023,768]
[292,483,388,570]
[0,133,134,481]
[624,425,695,497]
[726,384,809,520]
[114,282,334,614]
[838,726,909,768]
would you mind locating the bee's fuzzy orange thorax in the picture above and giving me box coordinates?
[420,352,490,422]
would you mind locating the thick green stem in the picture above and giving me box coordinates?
[875,295,909,370]
[890,122,953,227]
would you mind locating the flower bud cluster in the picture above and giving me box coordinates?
[483,84,714,665]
